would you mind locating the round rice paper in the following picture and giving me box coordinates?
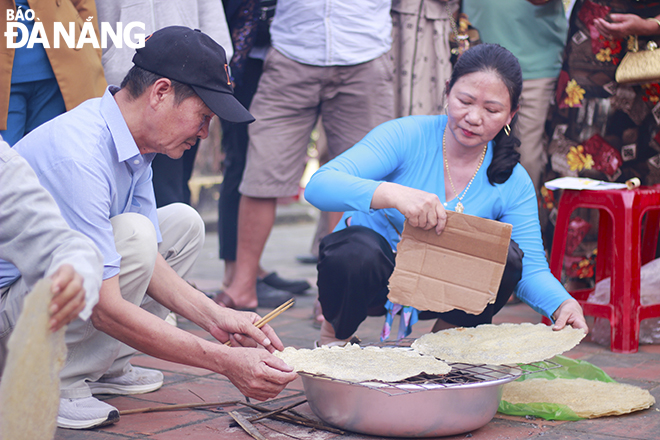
[502,378,655,418]
[411,323,586,365]
[275,344,451,383]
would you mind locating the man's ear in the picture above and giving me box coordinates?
[149,78,174,109]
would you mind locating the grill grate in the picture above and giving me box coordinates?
[298,338,562,396]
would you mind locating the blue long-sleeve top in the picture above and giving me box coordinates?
[305,115,571,319]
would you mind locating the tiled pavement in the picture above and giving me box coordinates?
[54,203,660,440]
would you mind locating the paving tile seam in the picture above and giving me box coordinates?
[77,431,136,439]
[137,411,233,436]
[549,426,654,440]
[159,371,224,383]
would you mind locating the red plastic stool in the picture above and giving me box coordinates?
[545,185,660,353]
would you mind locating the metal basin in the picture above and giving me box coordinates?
[301,367,518,438]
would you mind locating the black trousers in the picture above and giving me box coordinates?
[317,226,524,340]
[151,141,199,208]
[218,57,264,261]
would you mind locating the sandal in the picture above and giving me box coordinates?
[212,290,236,308]
[212,290,258,313]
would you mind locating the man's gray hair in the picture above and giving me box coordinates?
[120,65,198,104]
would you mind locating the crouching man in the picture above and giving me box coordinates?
[11,26,297,430]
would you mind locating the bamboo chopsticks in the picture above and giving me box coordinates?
[224,298,295,346]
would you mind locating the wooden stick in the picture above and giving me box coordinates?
[229,411,267,440]
[235,401,345,435]
[119,400,239,415]
[225,298,295,346]
[246,399,307,423]
[250,412,345,434]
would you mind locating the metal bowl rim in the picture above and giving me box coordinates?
[298,370,519,390]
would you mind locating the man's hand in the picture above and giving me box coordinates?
[221,348,297,400]
[49,264,86,332]
[93,270,295,401]
[552,298,589,333]
[207,308,286,353]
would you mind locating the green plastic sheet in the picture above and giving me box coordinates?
[497,355,615,421]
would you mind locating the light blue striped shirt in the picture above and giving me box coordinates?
[9,87,160,281]
[269,0,392,66]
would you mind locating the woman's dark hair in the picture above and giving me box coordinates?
[447,44,523,185]
[120,65,197,104]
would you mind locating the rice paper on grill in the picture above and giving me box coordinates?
[275,344,451,383]
[412,323,586,365]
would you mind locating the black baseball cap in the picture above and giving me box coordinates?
[132,26,254,124]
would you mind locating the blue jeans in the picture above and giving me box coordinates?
[1,77,65,146]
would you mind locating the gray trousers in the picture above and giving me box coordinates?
[0,203,204,399]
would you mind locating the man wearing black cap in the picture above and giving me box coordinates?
[12,26,296,430]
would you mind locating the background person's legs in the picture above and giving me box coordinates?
[150,143,200,207]
[1,78,66,146]
[320,53,394,161]
[219,58,263,275]
[229,49,326,309]
[229,196,278,309]
[514,77,556,191]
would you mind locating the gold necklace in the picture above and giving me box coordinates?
[443,130,487,214]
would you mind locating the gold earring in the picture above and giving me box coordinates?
[504,124,511,136]
[444,103,448,114]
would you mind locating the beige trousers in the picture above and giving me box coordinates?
[53,203,204,398]
[515,77,557,190]
[240,48,394,198]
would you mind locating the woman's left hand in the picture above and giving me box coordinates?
[552,298,589,333]
[594,14,659,40]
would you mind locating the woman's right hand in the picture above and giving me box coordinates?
[594,14,660,40]
[372,183,447,234]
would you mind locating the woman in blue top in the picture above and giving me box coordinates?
[305,44,588,346]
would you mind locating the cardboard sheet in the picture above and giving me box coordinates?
[387,212,512,314]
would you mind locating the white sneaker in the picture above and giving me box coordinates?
[57,396,119,429]
[88,365,163,395]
